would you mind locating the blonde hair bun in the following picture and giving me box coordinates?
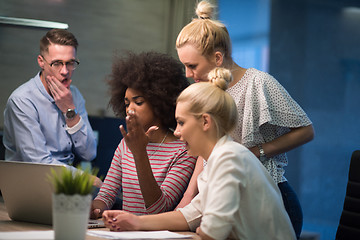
[196,0,215,19]
[208,67,232,91]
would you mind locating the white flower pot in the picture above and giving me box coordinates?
[52,193,91,240]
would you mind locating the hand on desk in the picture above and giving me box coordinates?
[90,200,107,219]
[102,210,140,231]
[196,226,214,240]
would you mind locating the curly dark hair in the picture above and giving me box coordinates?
[107,51,189,130]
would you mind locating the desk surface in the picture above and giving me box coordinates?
[0,198,199,240]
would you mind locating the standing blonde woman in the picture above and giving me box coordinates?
[102,67,296,240]
[175,1,314,238]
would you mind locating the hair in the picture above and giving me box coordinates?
[107,51,189,130]
[176,0,232,65]
[177,67,237,138]
[40,29,78,55]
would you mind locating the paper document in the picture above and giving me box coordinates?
[0,230,53,240]
[0,230,192,240]
[87,230,193,239]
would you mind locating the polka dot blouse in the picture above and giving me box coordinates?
[226,68,312,183]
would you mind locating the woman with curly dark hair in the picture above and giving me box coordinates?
[90,51,197,219]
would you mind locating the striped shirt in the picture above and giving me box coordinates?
[95,139,197,215]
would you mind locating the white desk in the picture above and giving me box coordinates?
[0,199,199,240]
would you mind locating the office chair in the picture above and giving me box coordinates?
[336,150,360,240]
[0,131,5,160]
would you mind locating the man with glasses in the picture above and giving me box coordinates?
[3,29,98,178]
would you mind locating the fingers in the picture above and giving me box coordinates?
[102,210,139,232]
[120,119,159,143]
[94,209,101,218]
[45,75,71,97]
[93,177,103,188]
[196,227,202,235]
[146,126,159,135]
[103,210,124,231]
[121,111,140,136]
[46,76,62,96]
[46,77,56,97]
[103,210,122,221]
[47,75,71,89]
[45,76,74,112]
[90,208,101,219]
[125,110,159,136]
[125,111,137,132]
[119,125,127,138]
[126,109,135,115]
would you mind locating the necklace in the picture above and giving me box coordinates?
[229,64,245,88]
[148,131,168,159]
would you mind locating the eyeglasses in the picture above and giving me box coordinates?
[41,55,80,71]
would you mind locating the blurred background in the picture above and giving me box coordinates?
[1,0,360,239]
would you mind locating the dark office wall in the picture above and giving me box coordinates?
[270,0,360,238]
[0,0,199,201]
[0,0,196,128]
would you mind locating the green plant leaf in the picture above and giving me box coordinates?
[47,166,99,196]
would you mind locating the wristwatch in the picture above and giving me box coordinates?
[258,145,267,162]
[64,108,77,120]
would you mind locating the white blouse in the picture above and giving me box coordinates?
[179,135,296,240]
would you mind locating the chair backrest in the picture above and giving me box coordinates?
[0,130,5,160]
[336,150,360,240]
[87,116,124,178]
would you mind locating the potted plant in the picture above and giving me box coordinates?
[48,166,98,240]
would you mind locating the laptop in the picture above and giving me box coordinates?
[0,160,104,228]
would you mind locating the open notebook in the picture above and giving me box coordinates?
[0,160,104,228]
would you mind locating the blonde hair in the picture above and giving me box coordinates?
[177,67,237,138]
[176,1,232,65]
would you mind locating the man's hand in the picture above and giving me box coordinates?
[46,75,75,113]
